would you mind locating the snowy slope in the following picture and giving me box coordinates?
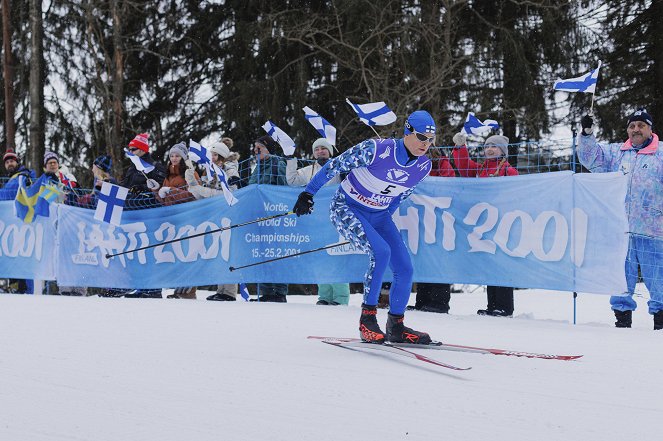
[0,288,660,441]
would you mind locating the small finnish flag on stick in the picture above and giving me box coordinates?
[553,61,602,94]
[124,148,155,174]
[345,99,397,126]
[303,106,336,146]
[262,121,296,156]
[94,182,128,226]
[461,112,500,136]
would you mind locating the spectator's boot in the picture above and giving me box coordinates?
[614,310,632,328]
[359,304,385,344]
[207,293,236,301]
[385,313,432,345]
[654,311,663,331]
[477,309,512,317]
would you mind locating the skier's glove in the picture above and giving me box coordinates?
[293,191,314,216]
[452,132,467,147]
[580,115,594,136]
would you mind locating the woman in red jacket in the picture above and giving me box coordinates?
[452,133,518,317]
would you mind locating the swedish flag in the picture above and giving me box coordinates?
[14,175,63,223]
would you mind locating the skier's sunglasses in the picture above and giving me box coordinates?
[414,131,435,143]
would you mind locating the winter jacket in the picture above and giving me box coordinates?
[452,145,518,178]
[120,152,167,193]
[286,158,342,187]
[577,133,663,238]
[429,155,456,177]
[154,164,199,206]
[248,155,287,185]
[0,165,36,200]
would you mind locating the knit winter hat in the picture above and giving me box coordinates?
[404,110,436,135]
[484,135,510,156]
[627,109,653,127]
[4,151,18,163]
[93,155,113,173]
[44,151,59,166]
[312,138,334,158]
[255,135,280,154]
[210,141,231,159]
[129,133,150,152]
[168,142,188,160]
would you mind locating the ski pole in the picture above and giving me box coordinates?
[229,241,351,272]
[105,211,294,259]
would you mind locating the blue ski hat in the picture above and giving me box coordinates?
[404,110,436,135]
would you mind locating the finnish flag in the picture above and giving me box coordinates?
[303,106,336,146]
[462,112,500,136]
[123,148,155,173]
[189,139,211,164]
[209,162,239,206]
[239,283,250,301]
[345,99,397,126]
[94,182,128,226]
[553,61,601,93]
[262,121,296,156]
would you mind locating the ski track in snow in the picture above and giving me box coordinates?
[0,287,659,441]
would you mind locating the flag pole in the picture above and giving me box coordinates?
[369,125,382,140]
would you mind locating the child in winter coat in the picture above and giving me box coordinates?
[452,133,518,317]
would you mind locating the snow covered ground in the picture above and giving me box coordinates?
[0,287,660,441]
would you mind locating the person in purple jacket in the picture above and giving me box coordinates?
[578,110,663,330]
[293,110,436,344]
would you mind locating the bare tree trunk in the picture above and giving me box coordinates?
[1,0,16,152]
[29,0,44,173]
[110,0,125,179]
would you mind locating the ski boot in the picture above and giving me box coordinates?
[359,304,385,344]
[386,313,432,345]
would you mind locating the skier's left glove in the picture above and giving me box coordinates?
[293,191,314,216]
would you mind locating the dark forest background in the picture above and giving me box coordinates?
[1,0,661,182]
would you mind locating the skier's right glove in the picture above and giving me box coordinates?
[580,114,594,136]
[293,191,314,216]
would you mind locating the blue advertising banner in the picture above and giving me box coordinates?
[53,171,629,294]
[0,201,57,280]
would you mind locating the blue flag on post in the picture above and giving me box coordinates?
[461,112,500,136]
[239,283,250,301]
[14,175,62,223]
[553,61,602,93]
[94,182,129,226]
[303,106,336,146]
[262,121,296,156]
[124,148,155,173]
[345,99,397,126]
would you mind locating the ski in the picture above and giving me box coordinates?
[308,336,582,361]
[321,339,471,371]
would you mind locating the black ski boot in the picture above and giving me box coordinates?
[614,310,632,328]
[654,311,663,330]
[386,313,432,345]
[359,304,385,344]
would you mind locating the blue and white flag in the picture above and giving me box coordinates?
[239,283,250,301]
[345,99,397,126]
[94,182,128,226]
[303,106,336,146]
[189,139,211,164]
[553,61,602,93]
[124,148,155,174]
[262,121,296,156]
[461,112,500,136]
[210,162,239,207]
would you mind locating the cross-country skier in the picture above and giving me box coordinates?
[293,110,436,344]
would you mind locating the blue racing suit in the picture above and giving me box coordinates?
[305,138,431,314]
